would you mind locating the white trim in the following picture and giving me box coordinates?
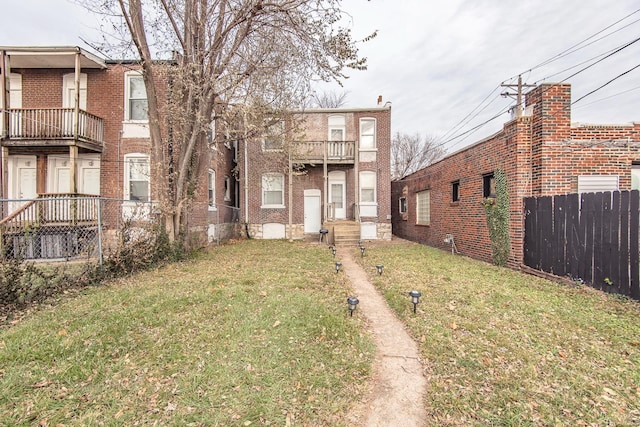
[208,169,217,211]
[359,117,376,150]
[123,153,150,202]
[261,173,285,208]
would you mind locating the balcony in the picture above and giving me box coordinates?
[292,140,355,164]
[1,108,105,151]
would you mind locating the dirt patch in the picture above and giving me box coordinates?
[338,247,427,427]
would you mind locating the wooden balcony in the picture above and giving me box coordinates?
[1,108,105,151]
[292,140,355,164]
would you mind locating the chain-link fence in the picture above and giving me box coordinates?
[0,196,241,264]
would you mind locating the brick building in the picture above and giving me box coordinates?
[392,83,640,267]
[0,46,237,254]
[238,102,392,243]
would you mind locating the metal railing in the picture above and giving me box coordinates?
[2,108,104,144]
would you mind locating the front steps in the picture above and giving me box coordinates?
[324,220,360,246]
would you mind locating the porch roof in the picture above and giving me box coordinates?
[0,46,106,69]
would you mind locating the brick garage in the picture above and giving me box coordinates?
[392,83,640,267]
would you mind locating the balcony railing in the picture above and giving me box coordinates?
[0,194,100,234]
[2,108,104,145]
[293,140,355,163]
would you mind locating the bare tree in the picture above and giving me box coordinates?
[78,0,374,244]
[391,132,445,180]
[310,90,349,108]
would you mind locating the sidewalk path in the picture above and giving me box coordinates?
[339,248,427,427]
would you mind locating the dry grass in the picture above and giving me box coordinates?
[356,240,640,426]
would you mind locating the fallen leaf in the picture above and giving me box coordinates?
[57,329,67,336]
[33,380,53,388]
[450,322,458,330]
[272,320,281,328]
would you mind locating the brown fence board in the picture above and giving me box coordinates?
[619,191,630,295]
[539,196,553,273]
[524,190,640,301]
[553,195,567,276]
[567,193,580,279]
[524,197,538,269]
[630,190,639,299]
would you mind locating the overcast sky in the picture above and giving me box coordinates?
[3,0,639,153]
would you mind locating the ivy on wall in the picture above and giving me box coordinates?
[483,168,510,266]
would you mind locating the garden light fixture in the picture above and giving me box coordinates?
[409,290,422,313]
[331,246,337,257]
[347,296,359,316]
[359,245,366,257]
[335,261,342,273]
[376,264,384,275]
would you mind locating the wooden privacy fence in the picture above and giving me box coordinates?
[524,190,640,300]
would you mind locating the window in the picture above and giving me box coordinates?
[416,190,430,225]
[126,73,148,121]
[577,175,619,193]
[224,176,231,201]
[262,120,284,151]
[125,155,150,201]
[483,173,495,198]
[399,197,407,214]
[633,164,640,190]
[328,115,346,141]
[262,174,284,207]
[208,170,216,210]
[360,118,376,149]
[452,180,460,202]
[360,171,376,203]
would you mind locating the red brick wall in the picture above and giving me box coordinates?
[393,83,640,266]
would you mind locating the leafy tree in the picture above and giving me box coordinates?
[78,0,374,244]
[391,132,445,180]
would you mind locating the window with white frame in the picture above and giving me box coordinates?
[262,173,284,207]
[208,169,216,210]
[124,154,150,201]
[262,120,284,151]
[360,118,376,149]
[328,115,346,141]
[360,171,376,203]
[399,197,407,214]
[416,190,430,225]
[125,73,148,121]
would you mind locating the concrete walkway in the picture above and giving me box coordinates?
[338,248,427,427]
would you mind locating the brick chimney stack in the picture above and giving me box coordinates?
[377,95,382,106]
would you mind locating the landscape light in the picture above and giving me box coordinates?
[335,261,342,273]
[347,296,359,316]
[331,246,337,257]
[409,290,422,314]
[359,245,366,257]
[376,264,384,275]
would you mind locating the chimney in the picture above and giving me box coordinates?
[377,95,382,106]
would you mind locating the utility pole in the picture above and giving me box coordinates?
[501,75,536,118]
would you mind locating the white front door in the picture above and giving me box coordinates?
[328,171,346,220]
[47,155,100,195]
[7,155,37,213]
[304,189,321,233]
